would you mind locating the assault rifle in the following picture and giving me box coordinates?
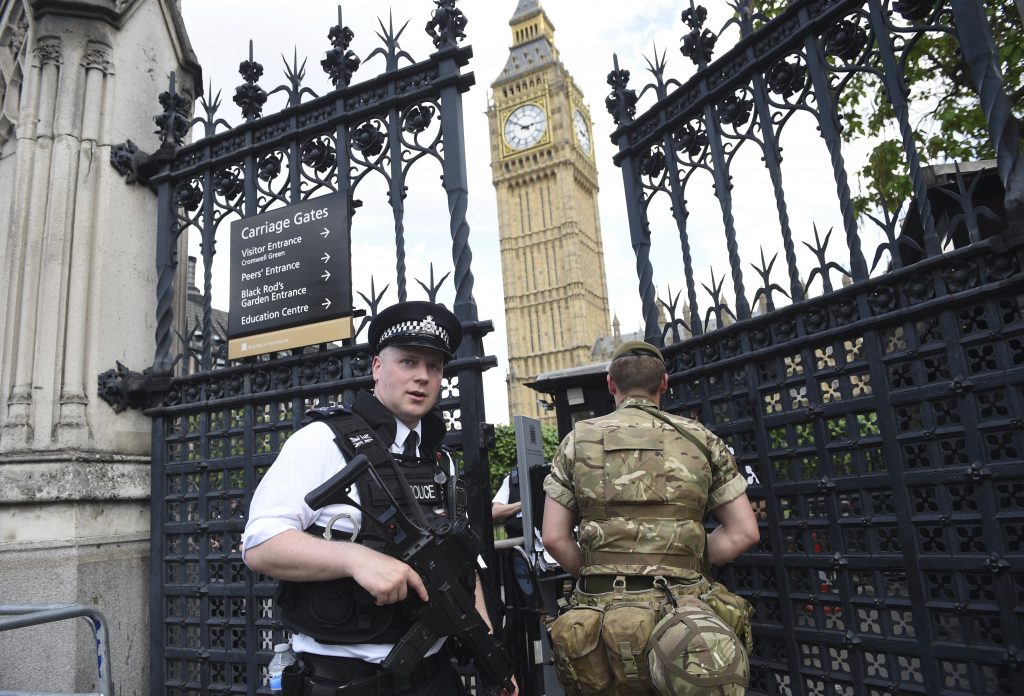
[306,454,515,695]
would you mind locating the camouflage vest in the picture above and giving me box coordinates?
[572,397,713,578]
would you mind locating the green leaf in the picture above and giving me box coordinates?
[487,423,561,494]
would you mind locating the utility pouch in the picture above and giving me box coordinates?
[702,581,754,655]
[547,605,613,695]
[646,595,749,696]
[280,659,306,696]
[601,602,660,692]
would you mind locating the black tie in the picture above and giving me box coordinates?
[402,431,419,459]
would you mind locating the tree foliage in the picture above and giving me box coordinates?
[488,423,561,495]
[750,1,1023,215]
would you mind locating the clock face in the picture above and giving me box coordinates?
[573,109,591,155]
[503,104,547,150]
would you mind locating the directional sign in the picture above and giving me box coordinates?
[228,194,351,358]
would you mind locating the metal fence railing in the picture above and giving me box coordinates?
[0,604,114,696]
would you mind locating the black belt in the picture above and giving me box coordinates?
[579,574,691,593]
[299,650,449,696]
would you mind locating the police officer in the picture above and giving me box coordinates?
[243,301,516,696]
[542,340,759,695]
[491,469,523,538]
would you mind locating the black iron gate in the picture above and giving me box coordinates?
[109,4,499,693]
[605,1,1023,694]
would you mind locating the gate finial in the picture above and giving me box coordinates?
[322,6,361,88]
[680,3,716,68]
[233,40,267,121]
[425,0,467,50]
[111,71,191,186]
[606,54,637,126]
[155,71,191,146]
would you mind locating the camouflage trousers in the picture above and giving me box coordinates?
[548,575,752,696]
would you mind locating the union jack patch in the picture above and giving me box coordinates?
[349,433,374,449]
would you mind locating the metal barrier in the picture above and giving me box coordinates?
[491,540,569,696]
[0,604,113,696]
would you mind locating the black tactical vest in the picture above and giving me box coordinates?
[275,392,472,645]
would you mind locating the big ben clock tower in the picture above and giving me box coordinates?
[488,0,611,423]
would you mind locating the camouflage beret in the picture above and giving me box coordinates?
[610,340,664,363]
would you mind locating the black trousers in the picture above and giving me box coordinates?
[294,651,464,696]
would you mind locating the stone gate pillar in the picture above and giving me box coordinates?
[0,0,198,693]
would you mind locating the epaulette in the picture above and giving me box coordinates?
[304,404,351,420]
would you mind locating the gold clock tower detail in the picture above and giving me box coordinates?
[487,0,610,422]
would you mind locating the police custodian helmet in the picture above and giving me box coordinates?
[368,301,463,359]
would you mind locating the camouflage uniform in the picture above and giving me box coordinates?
[543,395,752,695]
[543,396,747,580]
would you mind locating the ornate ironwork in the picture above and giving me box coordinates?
[232,41,267,121]
[321,7,361,88]
[416,263,452,304]
[949,0,1024,224]
[155,71,192,146]
[106,4,500,693]
[110,73,193,188]
[803,224,851,295]
[937,163,1002,245]
[602,2,1024,694]
[425,0,468,50]
[752,249,791,313]
[609,0,1022,342]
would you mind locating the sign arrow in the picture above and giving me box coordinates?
[321,252,331,263]
[321,270,331,281]
[322,298,332,310]
[321,227,330,238]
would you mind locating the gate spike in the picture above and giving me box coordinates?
[279,47,309,106]
[415,264,451,304]
[659,284,690,344]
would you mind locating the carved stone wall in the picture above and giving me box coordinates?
[0,1,198,693]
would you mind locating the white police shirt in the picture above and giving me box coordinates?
[493,472,561,572]
[491,473,523,522]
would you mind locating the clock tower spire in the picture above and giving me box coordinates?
[487,1,611,423]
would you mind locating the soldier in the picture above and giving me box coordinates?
[243,301,516,696]
[542,340,759,695]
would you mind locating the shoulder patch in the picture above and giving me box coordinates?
[304,404,351,420]
[347,432,375,449]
